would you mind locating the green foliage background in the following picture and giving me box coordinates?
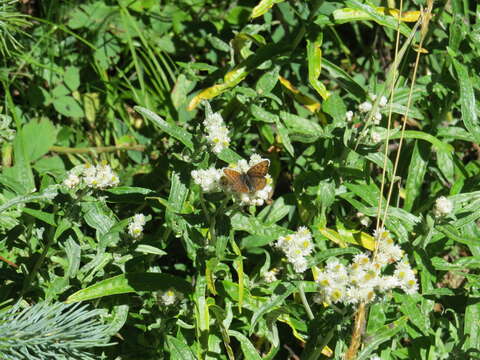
[1,0,480,359]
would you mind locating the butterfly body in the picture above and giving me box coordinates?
[222,160,270,193]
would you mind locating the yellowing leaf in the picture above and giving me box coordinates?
[279,76,321,113]
[319,227,375,251]
[250,0,285,19]
[188,84,227,111]
[382,8,421,22]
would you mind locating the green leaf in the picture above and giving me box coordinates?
[217,148,243,164]
[250,283,296,333]
[357,317,408,359]
[135,106,194,150]
[65,273,192,303]
[280,111,322,143]
[404,141,429,211]
[322,58,366,99]
[105,186,153,195]
[464,297,480,351]
[22,207,56,226]
[256,67,280,95]
[228,330,262,360]
[452,58,480,143]
[275,119,294,156]
[19,118,58,163]
[53,96,85,118]
[166,336,196,360]
[64,66,80,91]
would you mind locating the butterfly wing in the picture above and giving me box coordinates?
[247,160,270,177]
[246,160,270,192]
[248,176,267,192]
[223,168,249,193]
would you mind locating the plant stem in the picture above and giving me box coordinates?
[49,145,145,154]
[299,282,315,320]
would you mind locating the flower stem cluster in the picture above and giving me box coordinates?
[275,227,314,273]
[315,228,418,306]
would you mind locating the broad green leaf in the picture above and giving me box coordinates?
[53,96,85,118]
[135,106,194,150]
[20,118,58,162]
[64,66,80,91]
[65,273,192,303]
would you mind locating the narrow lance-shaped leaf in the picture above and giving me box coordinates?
[135,106,194,150]
[452,58,480,144]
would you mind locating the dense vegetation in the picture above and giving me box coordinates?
[1,0,479,359]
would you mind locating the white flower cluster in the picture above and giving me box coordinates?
[315,228,418,306]
[128,213,147,239]
[203,102,230,154]
[63,162,120,190]
[158,288,181,306]
[227,154,273,206]
[433,196,453,217]
[275,227,314,273]
[347,94,388,125]
[191,167,223,192]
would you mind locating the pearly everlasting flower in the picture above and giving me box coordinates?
[317,229,417,306]
[359,101,373,113]
[275,227,314,273]
[433,196,453,217]
[263,269,279,283]
[379,96,388,107]
[83,162,119,189]
[203,102,231,153]
[158,288,179,306]
[128,213,147,239]
[346,110,354,122]
[191,167,223,192]
[373,112,382,124]
[63,162,120,190]
[224,154,273,206]
[370,355,382,360]
[63,173,81,189]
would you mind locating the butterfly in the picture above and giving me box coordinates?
[222,160,270,193]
